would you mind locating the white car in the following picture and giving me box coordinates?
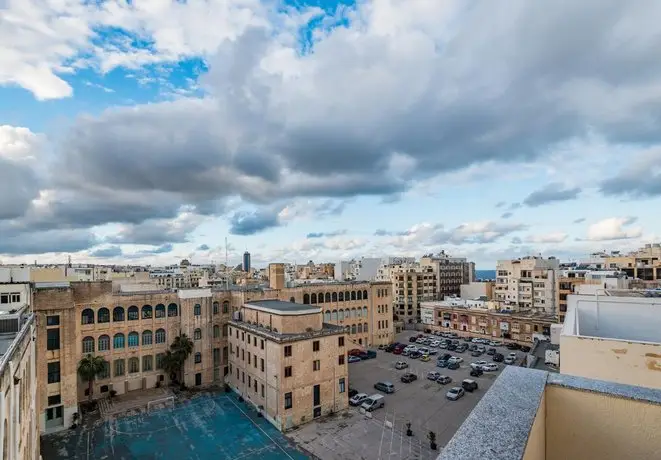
[418,347,430,355]
[489,341,502,347]
[481,363,499,372]
[471,338,484,344]
[395,361,408,370]
[504,356,516,365]
[404,345,417,353]
[430,340,441,348]
[349,393,369,406]
[508,352,517,359]
[470,360,488,370]
[448,356,463,364]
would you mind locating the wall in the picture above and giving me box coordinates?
[545,385,661,460]
[560,334,661,390]
[522,392,545,460]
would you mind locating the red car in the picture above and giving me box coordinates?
[348,349,362,357]
[393,346,404,355]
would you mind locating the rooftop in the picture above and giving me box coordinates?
[245,300,319,314]
[229,319,344,343]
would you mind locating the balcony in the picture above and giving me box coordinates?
[439,367,661,460]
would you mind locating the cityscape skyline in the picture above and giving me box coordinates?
[2,1,661,268]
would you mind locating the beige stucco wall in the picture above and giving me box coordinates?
[546,386,661,460]
[560,335,661,390]
[522,392,545,460]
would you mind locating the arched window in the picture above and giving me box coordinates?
[194,304,201,316]
[128,306,139,321]
[128,357,140,373]
[194,328,202,340]
[113,333,125,349]
[356,307,362,318]
[82,336,94,353]
[289,297,295,303]
[142,305,152,319]
[155,304,165,318]
[357,290,362,301]
[363,306,368,317]
[98,308,110,323]
[345,291,350,302]
[222,301,229,313]
[194,352,202,364]
[142,330,153,346]
[143,355,153,372]
[357,323,363,333]
[128,332,139,347]
[351,291,356,301]
[223,324,228,337]
[339,309,345,320]
[332,292,338,302]
[324,310,331,322]
[338,291,344,301]
[351,307,357,318]
[332,310,338,321]
[98,335,110,351]
[318,293,324,304]
[344,325,350,333]
[303,294,310,304]
[155,328,166,344]
[363,290,368,300]
[364,322,368,333]
[213,325,220,338]
[213,301,219,314]
[311,293,317,304]
[351,324,357,334]
[113,306,125,321]
[325,292,331,303]
[168,303,178,317]
[81,308,94,325]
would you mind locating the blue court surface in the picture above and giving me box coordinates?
[42,393,311,459]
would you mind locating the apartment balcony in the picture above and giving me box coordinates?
[439,367,661,460]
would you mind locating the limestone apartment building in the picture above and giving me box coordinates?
[228,300,348,430]
[32,271,393,433]
[494,257,560,315]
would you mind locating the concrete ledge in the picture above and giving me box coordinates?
[438,366,548,460]
[547,373,661,406]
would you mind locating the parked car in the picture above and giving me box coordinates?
[393,346,404,355]
[348,388,358,398]
[477,345,486,353]
[420,354,431,362]
[395,361,408,370]
[481,363,499,372]
[401,373,417,383]
[489,340,500,347]
[439,353,452,361]
[446,387,465,400]
[439,342,449,349]
[504,356,516,365]
[508,352,517,359]
[520,346,531,353]
[462,379,478,392]
[374,381,395,394]
[410,351,422,359]
[349,393,369,406]
[506,342,521,350]
[437,375,452,385]
[470,361,488,370]
[448,356,463,364]
[348,349,362,356]
[363,350,378,359]
[437,360,449,368]
[471,350,483,357]
[408,336,418,342]
[468,344,478,351]
[378,344,387,350]
[447,361,460,370]
[447,343,458,351]
[427,371,441,381]
[493,353,504,362]
[487,348,496,355]
[418,347,430,355]
[361,394,385,412]
[469,367,484,377]
[348,356,361,363]
[430,340,441,348]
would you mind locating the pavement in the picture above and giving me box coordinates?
[287,331,528,460]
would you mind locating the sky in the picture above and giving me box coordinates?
[1,0,661,270]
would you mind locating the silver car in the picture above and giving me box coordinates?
[446,387,465,400]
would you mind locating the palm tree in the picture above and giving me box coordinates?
[169,334,194,386]
[77,355,106,402]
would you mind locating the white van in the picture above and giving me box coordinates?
[360,394,385,412]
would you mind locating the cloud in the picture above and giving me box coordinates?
[306,230,347,239]
[495,201,506,208]
[90,246,123,258]
[135,244,174,255]
[599,148,661,198]
[196,244,210,251]
[573,217,586,224]
[0,229,98,255]
[583,217,642,241]
[229,208,281,235]
[107,212,204,245]
[501,212,513,219]
[523,183,581,207]
[524,232,568,244]
[511,237,523,245]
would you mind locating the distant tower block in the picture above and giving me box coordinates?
[243,251,251,272]
[269,263,285,290]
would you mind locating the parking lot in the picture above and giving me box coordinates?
[288,331,528,460]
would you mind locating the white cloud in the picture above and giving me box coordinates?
[524,232,568,244]
[584,217,642,241]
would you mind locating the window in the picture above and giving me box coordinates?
[284,366,292,377]
[194,304,201,316]
[213,301,219,314]
[155,304,166,318]
[284,345,292,357]
[46,315,60,326]
[47,395,61,406]
[129,357,139,373]
[253,337,257,347]
[338,336,344,347]
[248,376,251,386]
[114,359,125,377]
[113,306,125,321]
[313,360,320,371]
[213,325,220,338]
[156,353,165,369]
[128,332,139,347]
[194,328,202,340]
[155,328,166,344]
[223,324,228,337]
[260,339,264,350]
[260,358,264,372]
[128,306,139,320]
[99,361,110,379]
[98,335,110,351]
[254,380,257,392]
[142,330,153,346]
[142,305,152,319]
[222,301,229,313]
[97,308,110,323]
[261,384,265,398]
[142,355,153,371]
[313,341,320,352]
[195,352,202,363]
[47,362,60,383]
[81,308,94,325]
[338,355,345,365]
[339,378,346,393]
[167,303,178,317]
[113,333,125,349]
[284,392,293,409]
[46,406,63,421]
[248,352,251,365]
[82,336,94,353]
[47,329,60,351]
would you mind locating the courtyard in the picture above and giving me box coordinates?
[288,331,527,460]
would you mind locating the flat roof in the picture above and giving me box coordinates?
[245,300,320,315]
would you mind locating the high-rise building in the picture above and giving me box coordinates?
[420,251,475,299]
[243,251,251,272]
[494,256,560,314]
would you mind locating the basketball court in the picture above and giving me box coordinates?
[41,392,310,459]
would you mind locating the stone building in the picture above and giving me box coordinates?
[228,300,348,431]
[33,277,393,434]
[495,256,560,315]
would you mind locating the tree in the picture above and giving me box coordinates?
[168,334,194,387]
[77,354,106,402]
